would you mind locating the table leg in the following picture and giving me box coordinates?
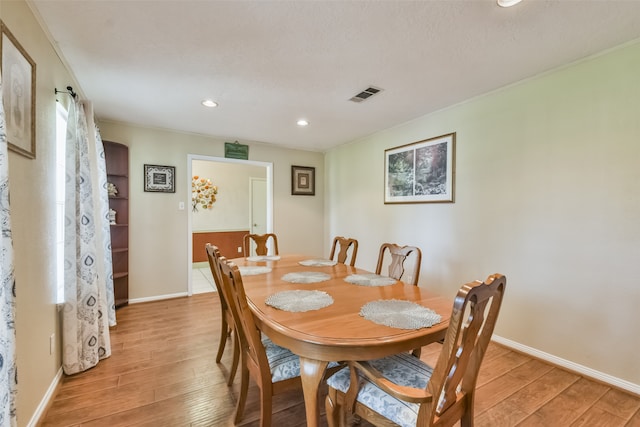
[299,356,329,427]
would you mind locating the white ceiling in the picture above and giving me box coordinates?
[30,0,640,152]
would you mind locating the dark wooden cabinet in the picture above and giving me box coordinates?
[104,141,129,308]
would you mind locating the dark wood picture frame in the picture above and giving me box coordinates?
[1,20,36,159]
[291,165,315,196]
[144,164,175,193]
[384,132,456,204]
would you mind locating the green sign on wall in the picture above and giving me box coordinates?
[224,142,249,160]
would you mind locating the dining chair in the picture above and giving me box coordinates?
[325,273,507,427]
[205,244,239,386]
[243,233,279,257]
[376,242,422,286]
[377,243,423,356]
[329,236,359,266]
[215,255,304,426]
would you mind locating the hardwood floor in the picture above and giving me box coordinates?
[40,293,640,426]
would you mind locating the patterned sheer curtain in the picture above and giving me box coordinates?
[0,73,18,425]
[62,99,116,375]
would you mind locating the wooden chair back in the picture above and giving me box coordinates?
[426,274,506,424]
[204,243,239,385]
[243,233,279,257]
[329,236,358,266]
[328,274,506,427]
[375,243,422,286]
[217,256,301,425]
[218,258,269,382]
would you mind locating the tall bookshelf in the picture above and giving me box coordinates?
[103,141,129,308]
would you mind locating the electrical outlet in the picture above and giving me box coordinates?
[237,246,242,253]
[49,333,55,355]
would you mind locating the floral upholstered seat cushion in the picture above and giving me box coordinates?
[326,352,434,427]
[262,336,300,382]
[262,336,339,382]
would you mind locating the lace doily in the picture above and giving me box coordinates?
[281,271,331,284]
[344,274,396,287]
[360,299,442,329]
[238,266,272,276]
[246,255,281,262]
[265,290,334,312]
[298,259,338,267]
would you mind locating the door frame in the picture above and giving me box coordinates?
[186,154,273,295]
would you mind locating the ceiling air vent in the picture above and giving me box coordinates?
[349,86,383,103]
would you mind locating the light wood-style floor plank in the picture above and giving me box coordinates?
[39,293,640,426]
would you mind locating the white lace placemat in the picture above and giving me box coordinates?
[344,273,397,287]
[238,266,272,276]
[246,255,281,262]
[298,259,338,267]
[265,290,334,312]
[360,299,442,329]
[281,271,331,284]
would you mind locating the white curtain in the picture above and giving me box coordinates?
[62,99,116,375]
[0,71,18,425]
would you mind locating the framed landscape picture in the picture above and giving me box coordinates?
[384,132,455,204]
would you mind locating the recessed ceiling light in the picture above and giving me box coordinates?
[297,119,309,127]
[497,0,522,7]
[201,99,218,108]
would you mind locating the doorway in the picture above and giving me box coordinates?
[187,154,273,295]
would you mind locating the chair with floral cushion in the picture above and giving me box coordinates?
[325,274,506,427]
[329,236,359,266]
[243,233,279,257]
[376,243,422,286]
[205,243,239,386]
[216,254,340,426]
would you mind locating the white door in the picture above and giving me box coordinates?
[250,178,268,253]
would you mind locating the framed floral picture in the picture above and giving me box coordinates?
[1,21,36,159]
[144,164,175,193]
[384,132,455,204]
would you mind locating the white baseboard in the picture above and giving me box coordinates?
[128,292,189,304]
[27,367,63,427]
[492,335,640,396]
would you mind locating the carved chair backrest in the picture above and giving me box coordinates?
[375,243,422,286]
[217,257,270,375]
[423,274,506,424]
[243,233,279,257]
[329,236,359,266]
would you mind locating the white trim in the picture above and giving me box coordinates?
[493,335,640,395]
[129,292,189,304]
[27,367,63,427]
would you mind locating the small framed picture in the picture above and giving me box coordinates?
[291,165,315,196]
[1,21,36,159]
[144,164,175,193]
[384,132,455,204]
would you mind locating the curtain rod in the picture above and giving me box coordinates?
[54,86,77,99]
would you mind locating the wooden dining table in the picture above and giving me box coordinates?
[231,254,452,427]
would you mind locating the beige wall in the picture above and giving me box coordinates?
[325,40,640,387]
[98,121,325,301]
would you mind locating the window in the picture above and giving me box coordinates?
[56,102,67,304]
